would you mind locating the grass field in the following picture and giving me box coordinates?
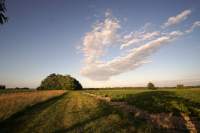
[0,90,66,121]
[87,89,200,118]
[0,88,199,132]
[0,91,158,133]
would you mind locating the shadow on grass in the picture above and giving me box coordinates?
[125,91,200,131]
[54,100,158,133]
[54,101,112,133]
[125,91,200,116]
[0,92,68,133]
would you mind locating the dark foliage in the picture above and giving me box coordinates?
[0,0,7,24]
[38,73,82,90]
[0,85,5,89]
[176,84,184,89]
[147,82,156,90]
[15,87,30,90]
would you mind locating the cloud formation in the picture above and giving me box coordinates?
[185,21,200,33]
[82,13,120,63]
[80,9,199,81]
[163,9,191,28]
[120,31,160,49]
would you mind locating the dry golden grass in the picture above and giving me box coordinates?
[0,90,66,121]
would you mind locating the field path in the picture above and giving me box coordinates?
[84,92,199,133]
[0,91,141,133]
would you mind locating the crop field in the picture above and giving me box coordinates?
[0,89,199,133]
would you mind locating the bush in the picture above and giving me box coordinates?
[38,73,82,90]
[0,85,5,90]
[147,82,156,90]
[176,84,184,89]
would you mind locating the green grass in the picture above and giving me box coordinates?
[1,89,199,132]
[87,89,200,118]
[0,91,158,133]
[0,89,35,95]
[86,89,150,101]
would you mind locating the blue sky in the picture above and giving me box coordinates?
[0,0,200,88]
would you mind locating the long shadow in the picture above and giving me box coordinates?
[125,91,200,114]
[124,91,200,131]
[0,92,68,133]
[54,100,141,133]
[54,101,114,133]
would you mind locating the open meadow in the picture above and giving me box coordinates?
[0,90,66,121]
[86,88,200,132]
[0,90,158,133]
[0,88,199,133]
[1,0,200,133]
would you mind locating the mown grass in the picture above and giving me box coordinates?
[0,91,160,133]
[1,89,199,132]
[87,89,200,118]
[86,89,150,101]
[0,90,66,121]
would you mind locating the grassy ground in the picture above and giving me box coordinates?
[86,89,150,101]
[0,89,35,95]
[0,91,158,133]
[87,89,200,118]
[0,89,199,132]
[0,90,66,121]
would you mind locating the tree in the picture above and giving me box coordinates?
[0,0,8,24]
[0,85,6,89]
[38,73,82,90]
[176,84,184,89]
[147,82,156,90]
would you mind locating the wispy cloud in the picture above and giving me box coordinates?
[80,9,199,81]
[120,31,160,49]
[82,12,120,63]
[162,9,191,28]
[185,21,200,33]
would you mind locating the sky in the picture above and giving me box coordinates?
[0,0,200,88]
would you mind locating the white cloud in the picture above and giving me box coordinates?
[163,9,191,28]
[105,9,112,17]
[82,12,120,63]
[120,31,160,49]
[80,9,199,81]
[185,21,200,33]
[81,31,183,80]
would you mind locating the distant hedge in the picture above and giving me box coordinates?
[38,73,82,90]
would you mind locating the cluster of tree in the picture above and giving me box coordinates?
[37,73,82,90]
[0,85,6,89]
[0,0,7,24]
[15,87,30,90]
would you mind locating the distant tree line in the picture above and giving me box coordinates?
[85,83,200,90]
[15,87,30,90]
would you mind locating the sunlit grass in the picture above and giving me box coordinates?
[0,90,66,121]
[87,88,200,118]
[0,91,158,133]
